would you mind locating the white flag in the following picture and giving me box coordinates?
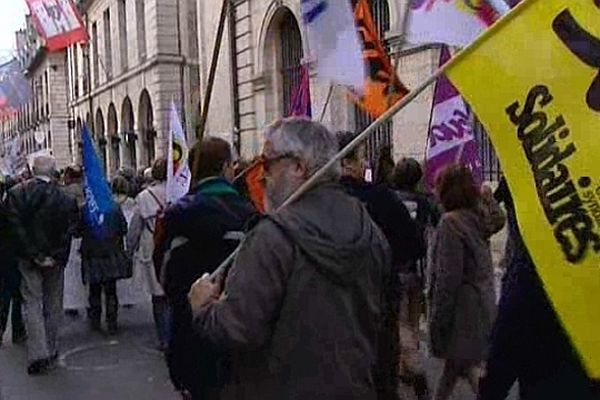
[301,0,365,90]
[406,0,501,47]
[166,102,191,204]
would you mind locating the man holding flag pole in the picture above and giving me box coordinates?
[186,1,598,399]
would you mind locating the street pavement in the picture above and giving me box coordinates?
[0,302,178,400]
[0,302,518,400]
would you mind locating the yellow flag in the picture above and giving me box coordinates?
[446,0,600,377]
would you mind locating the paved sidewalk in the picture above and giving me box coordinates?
[0,303,178,400]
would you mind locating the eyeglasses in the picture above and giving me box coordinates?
[262,152,299,173]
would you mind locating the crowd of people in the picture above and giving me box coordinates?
[0,118,597,400]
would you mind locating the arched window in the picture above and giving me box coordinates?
[121,97,136,169]
[96,109,107,172]
[107,103,120,174]
[279,11,303,116]
[353,0,392,179]
[138,90,155,166]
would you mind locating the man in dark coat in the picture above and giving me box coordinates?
[337,132,426,400]
[162,137,256,400]
[478,182,600,400]
[188,119,394,400]
[0,193,26,347]
[6,156,78,375]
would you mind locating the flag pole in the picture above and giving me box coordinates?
[422,47,443,177]
[197,0,229,140]
[318,84,334,122]
[208,64,449,281]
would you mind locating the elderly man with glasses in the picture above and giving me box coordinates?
[188,118,397,400]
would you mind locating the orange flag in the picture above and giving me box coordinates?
[353,0,409,118]
[244,160,266,214]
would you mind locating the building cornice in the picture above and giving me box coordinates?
[68,53,186,108]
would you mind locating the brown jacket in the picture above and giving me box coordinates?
[193,184,393,400]
[429,201,505,362]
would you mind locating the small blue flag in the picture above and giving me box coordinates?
[82,124,115,239]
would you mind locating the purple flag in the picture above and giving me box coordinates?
[425,46,482,189]
[289,65,312,118]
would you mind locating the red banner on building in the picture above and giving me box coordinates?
[25,0,88,52]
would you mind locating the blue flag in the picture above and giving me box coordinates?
[82,125,115,239]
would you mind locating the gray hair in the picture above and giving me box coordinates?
[264,118,341,181]
[32,155,57,178]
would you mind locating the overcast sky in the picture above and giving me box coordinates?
[0,1,28,62]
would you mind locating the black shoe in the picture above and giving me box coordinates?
[47,353,59,370]
[65,309,80,318]
[27,359,50,376]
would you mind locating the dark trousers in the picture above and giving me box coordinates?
[88,280,118,324]
[0,264,25,341]
[152,295,170,346]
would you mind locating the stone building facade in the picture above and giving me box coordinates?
[196,0,436,163]
[0,17,72,169]
[197,0,500,180]
[68,0,200,176]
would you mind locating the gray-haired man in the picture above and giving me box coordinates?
[188,118,397,399]
[7,156,78,375]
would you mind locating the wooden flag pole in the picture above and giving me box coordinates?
[207,64,449,282]
[196,0,229,140]
[318,85,334,122]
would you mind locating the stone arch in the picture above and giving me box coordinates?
[256,1,306,77]
[85,112,93,138]
[261,6,304,121]
[121,96,136,170]
[107,103,120,174]
[138,89,155,167]
[76,116,83,155]
[95,108,107,172]
[76,117,83,136]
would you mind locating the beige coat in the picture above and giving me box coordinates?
[428,200,505,362]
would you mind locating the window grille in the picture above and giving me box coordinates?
[279,12,303,116]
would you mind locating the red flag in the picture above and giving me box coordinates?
[25,0,88,52]
[288,65,313,118]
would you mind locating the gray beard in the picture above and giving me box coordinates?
[265,170,302,212]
